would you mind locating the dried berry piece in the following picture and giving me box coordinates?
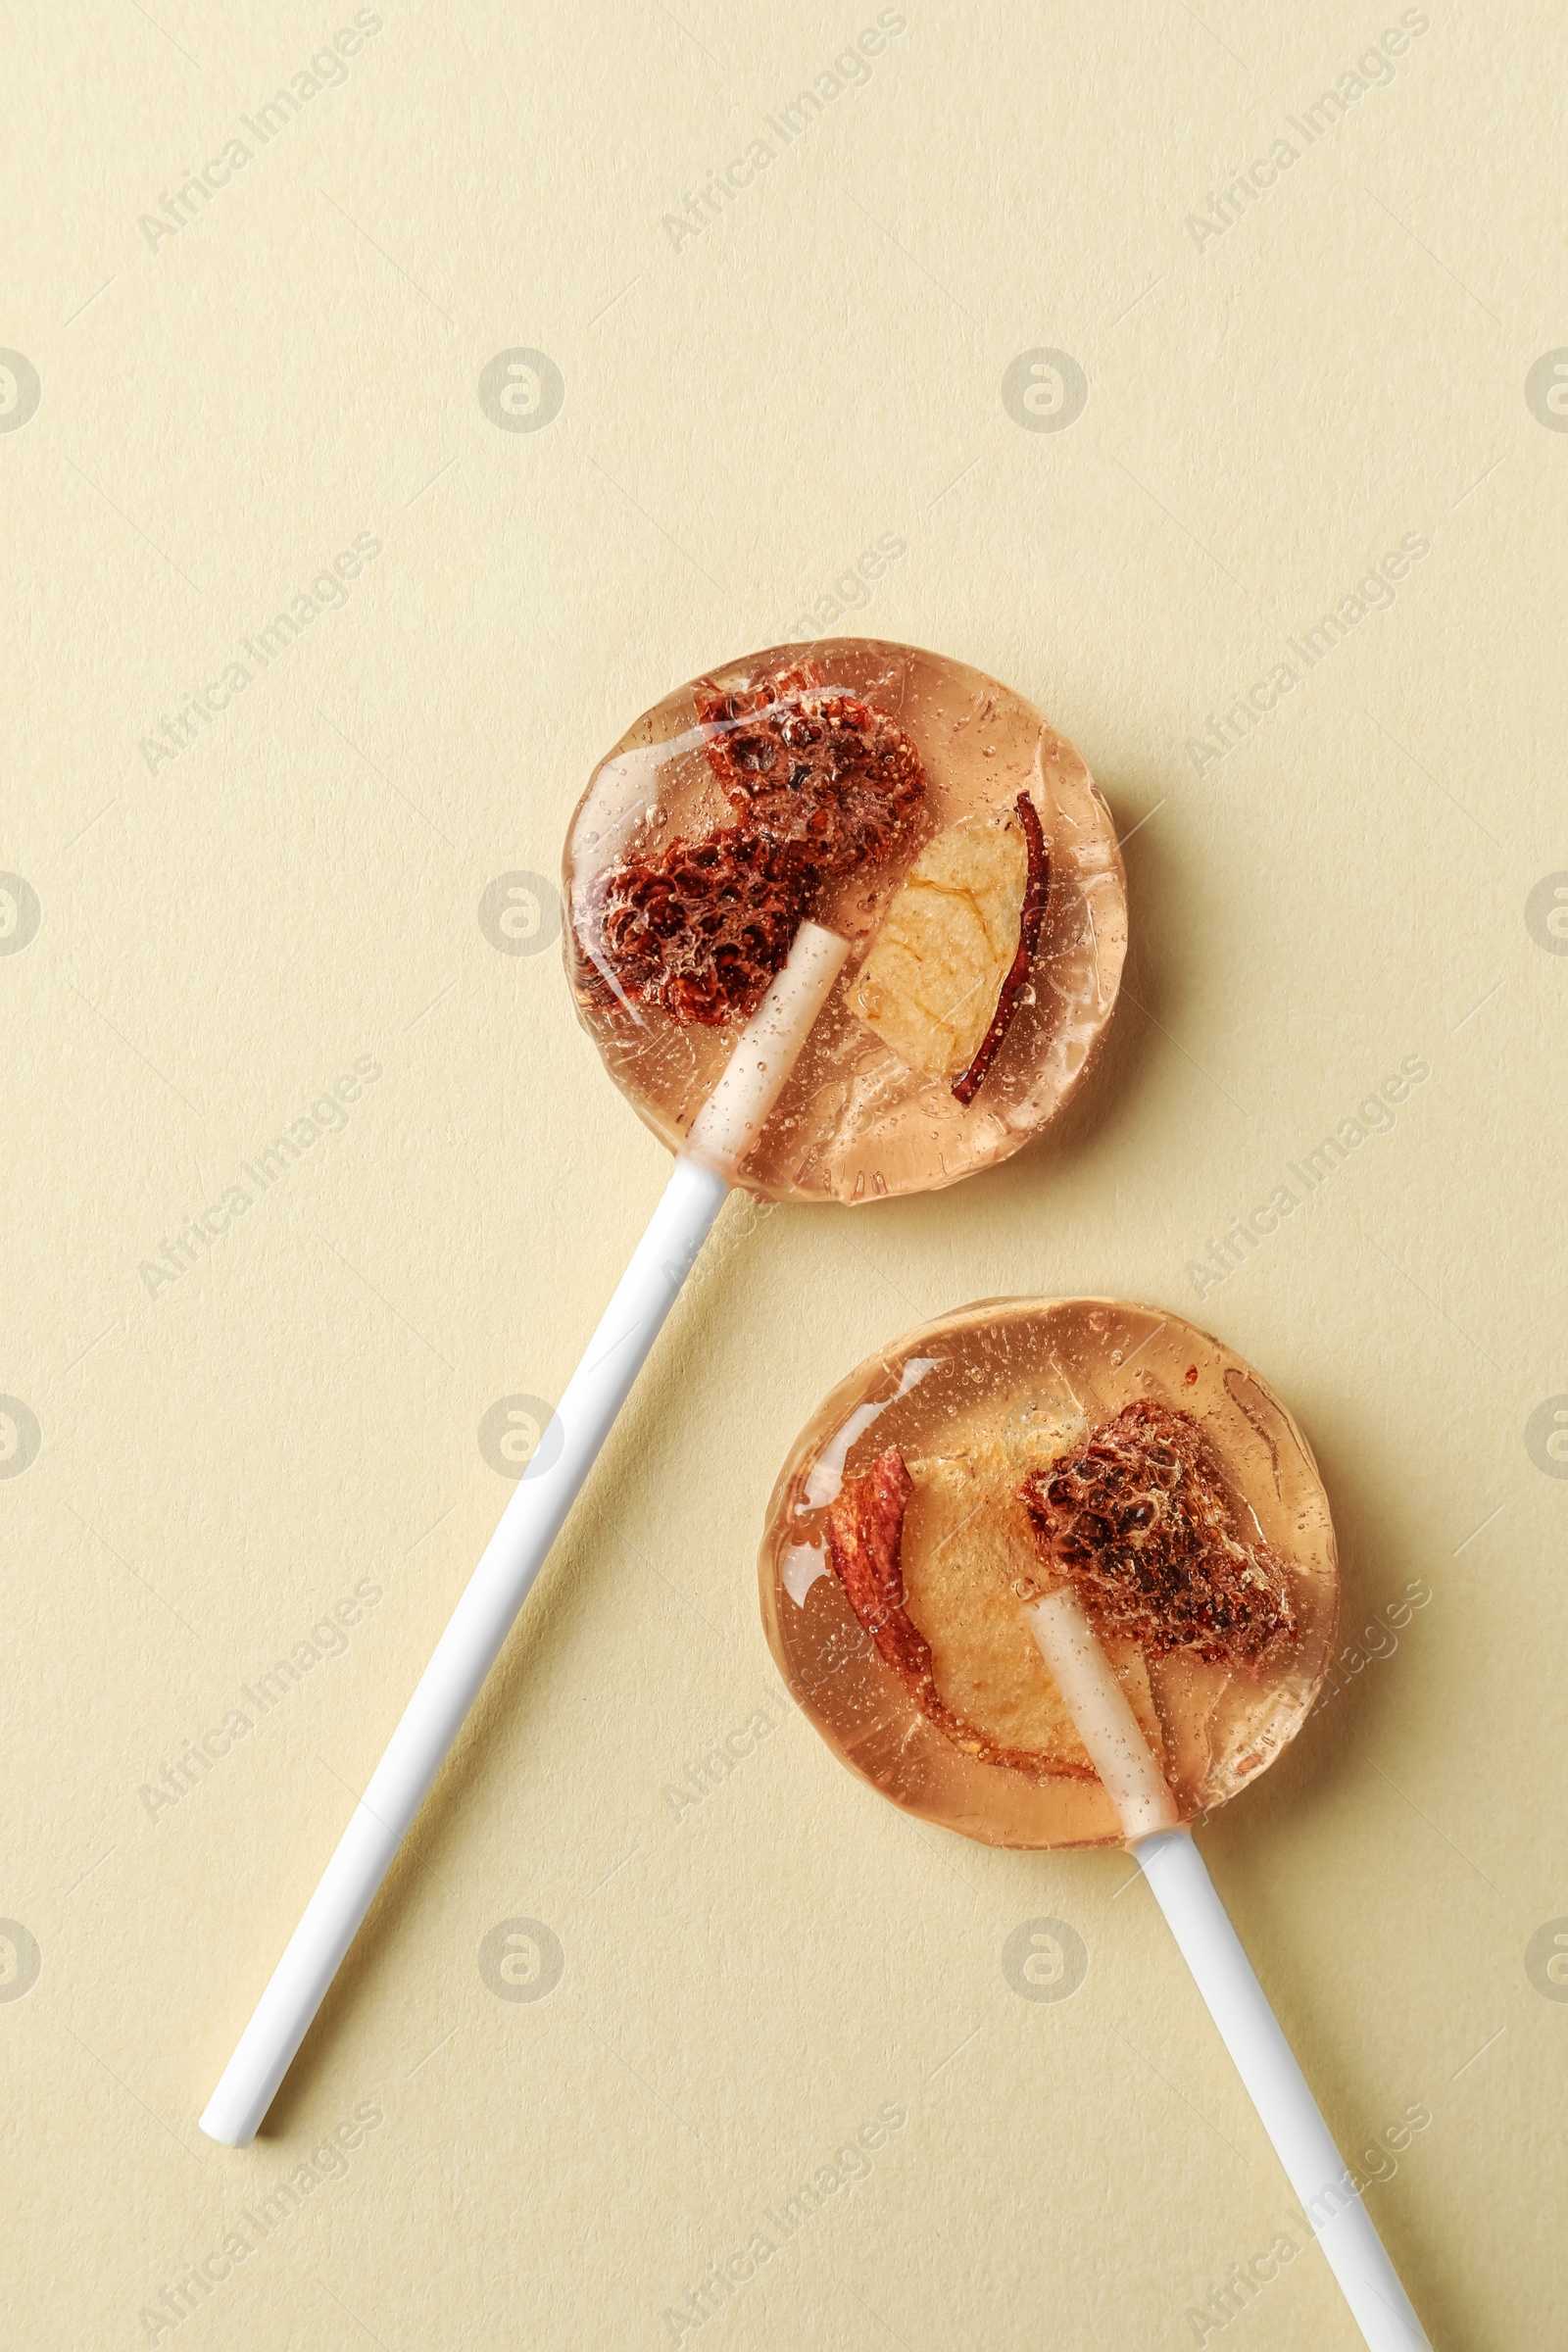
[826,1446,1090,1777]
[952,792,1050,1106]
[695,669,925,873]
[1019,1398,1298,1667]
[584,823,811,1026]
[852,800,1039,1084]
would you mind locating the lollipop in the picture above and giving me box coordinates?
[761,1298,1430,2352]
[200,641,1126,2145]
[564,637,1123,1200]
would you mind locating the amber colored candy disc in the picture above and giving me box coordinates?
[563,639,1126,1203]
[759,1298,1339,1849]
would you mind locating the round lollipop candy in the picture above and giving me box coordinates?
[761,1298,1430,2352]
[564,637,1125,1199]
[201,641,1126,2146]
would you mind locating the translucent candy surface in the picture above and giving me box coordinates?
[759,1299,1339,1848]
[564,640,1126,1203]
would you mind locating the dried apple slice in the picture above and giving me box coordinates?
[825,1443,1158,1779]
[902,1445,1161,1773]
[851,791,1048,1101]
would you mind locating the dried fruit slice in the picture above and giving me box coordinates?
[584,824,812,1025]
[825,1445,1158,1779]
[851,793,1047,1094]
[1019,1398,1298,1667]
[901,1446,1161,1774]
[952,792,1050,1105]
[695,668,925,874]
[823,1447,938,1704]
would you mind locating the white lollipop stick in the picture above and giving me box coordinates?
[200,922,850,2147]
[1024,1589,1430,2352]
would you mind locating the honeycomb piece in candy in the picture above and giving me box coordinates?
[695,667,925,875]
[1020,1398,1298,1667]
[584,823,813,1026]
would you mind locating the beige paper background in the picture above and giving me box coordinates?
[3,3,1565,2344]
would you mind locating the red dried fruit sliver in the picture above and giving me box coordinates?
[824,1447,935,1696]
[825,1446,1085,1778]
[951,791,1050,1107]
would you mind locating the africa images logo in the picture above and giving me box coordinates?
[477,351,564,433]
[478,873,562,955]
[0,873,42,954]
[136,531,383,775]
[477,1919,564,2002]
[477,1395,562,1479]
[0,1921,42,2001]
[1525,351,1568,432]
[1001,350,1088,434]
[0,1398,42,1480]
[1002,1917,1088,2001]
[135,12,387,254]
[1524,1397,1568,1481]
[0,351,41,433]
[658,12,908,254]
